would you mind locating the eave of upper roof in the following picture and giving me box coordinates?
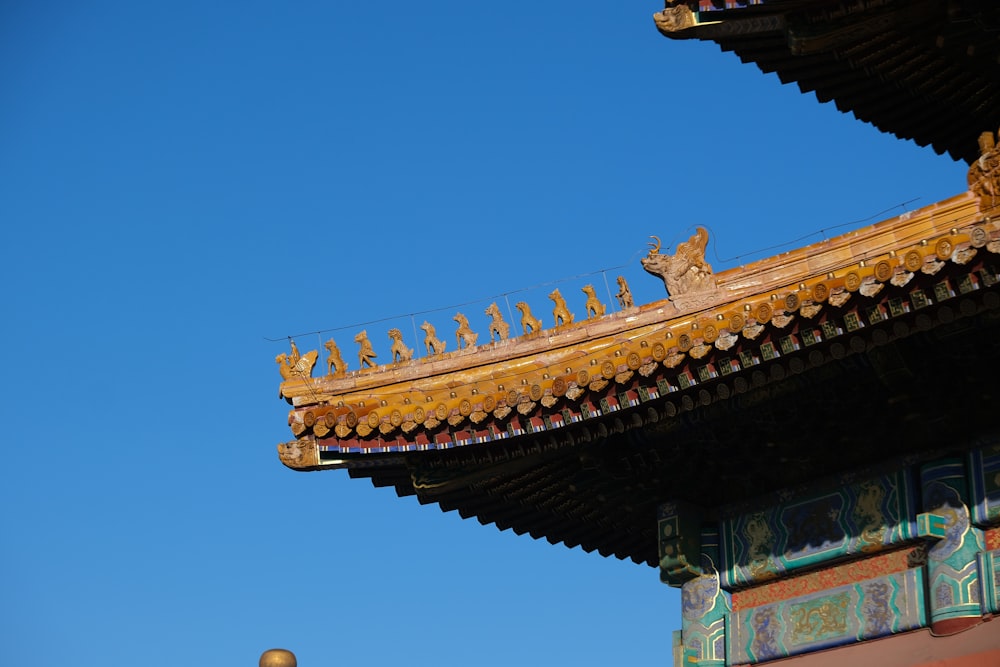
[654,0,1000,163]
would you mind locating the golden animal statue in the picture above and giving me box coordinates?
[615,275,633,309]
[275,349,318,380]
[288,340,301,366]
[581,285,606,320]
[484,302,510,342]
[641,227,715,297]
[515,301,542,335]
[388,328,414,363]
[549,288,574,326]
[969,128,1000,214]
[323,338,347,376]
[354,330,377,368]
[453,312,479,350]
[420,321,446,356]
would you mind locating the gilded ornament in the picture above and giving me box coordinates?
[260,648,297,667]
[729,313,745,332]
[891,271,913,287]
[323,339,347,375]
[483,395,496,412]
[642,228,716,297]
[493,405,511,420]
[690,343,711,359]
[772,312,794,328]
[276,348,318,381]
[702,324,718,343]
[582,285,606,319]
[953,247,976,265]
[529,384,543,401]
[601,360,616,379]
[784,293,800,311]
[413,406,426,423]
[904,250,923,272]
[715,330,738,351]
[507,389,520,406]
[447,413,465,426]
[874,260,893,282]
[388,328,414,363]
[453,313,479,349]
[971,225,988,248]
[743,323,765,340]
[921,259,944,275]
[470,410,488,424]
[812,282,829,302]
[844,271,861,292]
[615,370,634,384]
[652,342,667,361]
[664,348,686,368]
[390,409,403,426]
[859,279,884,298]
[345,410,358,428]
[435,403,448,420]
[678,333,693,352]
[627,351,641,370]
[459,399,472,416]
[756,303,772,324]
[379,421,396,435]
[367,411,380,428]
[800,303,823,319]
[354,330,377,369]
[484,303,510,342]
[356,422,372,437]
[577,369,590,386]
[565,385,585,401]
[540,395,558,408]
[303,411,316,427]
[639,361,657,377]
[515,301,542,335]
[516,401,536,416]
[935,238,953,261]
[615,276,634,309]
[324,412,337,428]
[588,378,609,392]
[549,288,574,326]
[552,377,567,397]
[654,5,696,32]
[828,289,851,307]
[335,423,352,438]
[968,129,1000,214]
[420,321,446,356]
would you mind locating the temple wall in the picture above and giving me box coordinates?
[663,442,1000,666]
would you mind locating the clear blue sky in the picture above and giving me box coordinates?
[0,3,966,666]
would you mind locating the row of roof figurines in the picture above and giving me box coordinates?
[276,228,716,380]
[277,125,1000,382]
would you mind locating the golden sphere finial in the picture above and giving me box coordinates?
[260,648,297,667]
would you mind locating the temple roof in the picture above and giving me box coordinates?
[653,1,1000,164]
[276,183,1000,566]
